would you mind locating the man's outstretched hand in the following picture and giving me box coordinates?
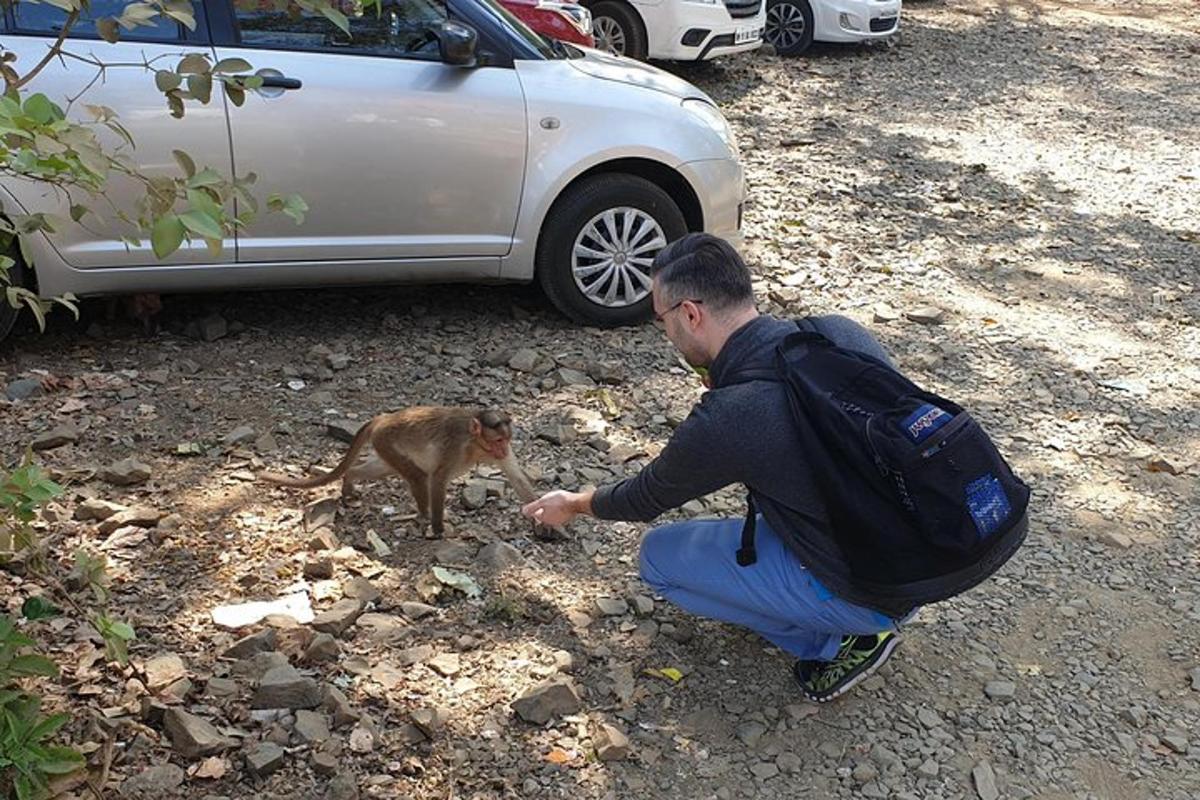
[522,489,594,528]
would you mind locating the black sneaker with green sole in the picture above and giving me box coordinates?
[793,632,900,703]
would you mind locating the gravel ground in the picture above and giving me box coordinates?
[2,1,1198,798]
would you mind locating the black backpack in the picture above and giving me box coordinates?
[735,319,1030,606]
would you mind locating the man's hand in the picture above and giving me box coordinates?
[522,489,593,528]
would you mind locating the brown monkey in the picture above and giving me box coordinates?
[258,406,540,537]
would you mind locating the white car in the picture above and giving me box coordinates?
[765,0,900,56]
[0,0,745,340]
[586,0,766,61]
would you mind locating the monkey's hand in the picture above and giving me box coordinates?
[522,490,584,528]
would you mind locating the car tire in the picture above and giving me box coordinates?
[536,173,686,327]
[591,1,648,60]
[0,258,27,345]
[765,0,814,57]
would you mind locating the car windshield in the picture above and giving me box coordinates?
[470,0,579,59]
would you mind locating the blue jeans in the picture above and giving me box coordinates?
[639,515,899,661]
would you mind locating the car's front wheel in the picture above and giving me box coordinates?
[590,1,648,60]
[536,173,686,327]
[765,0,815,57]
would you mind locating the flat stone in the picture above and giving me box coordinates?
[736,721,767,747]
[252,665,322,709]
[1098,530,1134,549]
[5,378,43,401]
[305,633,340,663]
[427,653,461,677]
[119,763,185,797]
[555,367,595,387]
[776,752,803,773]
[32,424,79,451]
[973,761,1000,800]
[304,498,339,532]
[1121,705,1148,727]
[356,613,407,643]
[198,314,228,341]
[411,706,450,738]
[231,651,290,682]
[917,758,940,778]
[511,679,583,725]
[323,686,360,729]
[98,507,164,535]
[595,723,630,761]
[223,629,278,660]
[206,677,239,698]
[397,644,435,667]
[143,653,187,691]
[1190,667,1200,692]
[1161,733,1189,754]
[750,761,779,780]
[163,709,232,759]
[906,306,946,325]
[326,420,360,444]
[461,481,488,510]
[342,577,381,605]
[595,597,629,617]
[245,741,286,778]
[537,423,577,446]
[984,680,1016,700]
[99,458,153,486]
[311,599,364,637]
[223,425,256,446]
[294,710,331,744]
[304,559,334,580]
[476,541,525,571]
[508,349,540,372]
[74,498,126,521]
[631,595,654,616]
[433,540,474,564]
[401,601,438,620]
[327,772,359,800]
[312,751,339,776]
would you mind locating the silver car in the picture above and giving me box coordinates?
[0,0,744,339]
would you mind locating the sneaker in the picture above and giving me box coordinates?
[793,632,900,703]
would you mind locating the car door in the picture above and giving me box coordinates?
[209,0,528,264]
[0,0,235,267]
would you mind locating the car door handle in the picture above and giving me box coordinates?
[236,74,303,90]
[257,75,303,90]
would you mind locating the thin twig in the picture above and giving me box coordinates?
[12,11,80,90]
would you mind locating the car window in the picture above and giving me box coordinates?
[11,0,183,41]
[233,0,449,58]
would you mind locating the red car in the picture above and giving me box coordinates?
[498,0,596,48]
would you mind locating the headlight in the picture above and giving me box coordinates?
[682,98,739,156]
[538,0,593,35]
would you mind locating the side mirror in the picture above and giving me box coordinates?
[436,20,478,67]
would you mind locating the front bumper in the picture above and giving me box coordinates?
[643,0,767,61]
[679,157,745,247]
[812,0,901,43]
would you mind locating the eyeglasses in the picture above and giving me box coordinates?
[653,298,703,327]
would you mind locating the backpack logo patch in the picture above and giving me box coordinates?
[901,403,952,444]
[965,474,1012,537]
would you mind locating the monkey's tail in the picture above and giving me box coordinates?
[257,419,374,489]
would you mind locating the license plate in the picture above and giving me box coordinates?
[735,26,761,44]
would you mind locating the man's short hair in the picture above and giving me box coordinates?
[651,233,754,313]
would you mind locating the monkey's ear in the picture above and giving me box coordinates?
[469,418,482,437]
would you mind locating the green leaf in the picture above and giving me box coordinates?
[97,17,121,43]
[20,597,60,621]
[69,204,89,223]
[150,215,185,259]
[178,210,222,240]
[23,94,56,126]
[172,149,196,178]
[108,622,135,641]
[37,746,85,775]
[186,168,222,189]
[318,3,350,34]
[9,655,59,678]
[187,72,213,104]
[212,57,253,74]
[268,193,308,225]
[155,70,182,93]
[176,53,210,74]
[224,85,246,107]
[27,712,69,743]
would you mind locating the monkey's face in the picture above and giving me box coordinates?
[473,414,513,460]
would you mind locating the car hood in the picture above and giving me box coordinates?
[566,47,713,103]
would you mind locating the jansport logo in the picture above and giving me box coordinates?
[901,403,951,443]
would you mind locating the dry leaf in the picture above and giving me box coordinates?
[544,748,574,764]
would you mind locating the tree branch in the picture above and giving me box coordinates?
[12,10,81,90]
